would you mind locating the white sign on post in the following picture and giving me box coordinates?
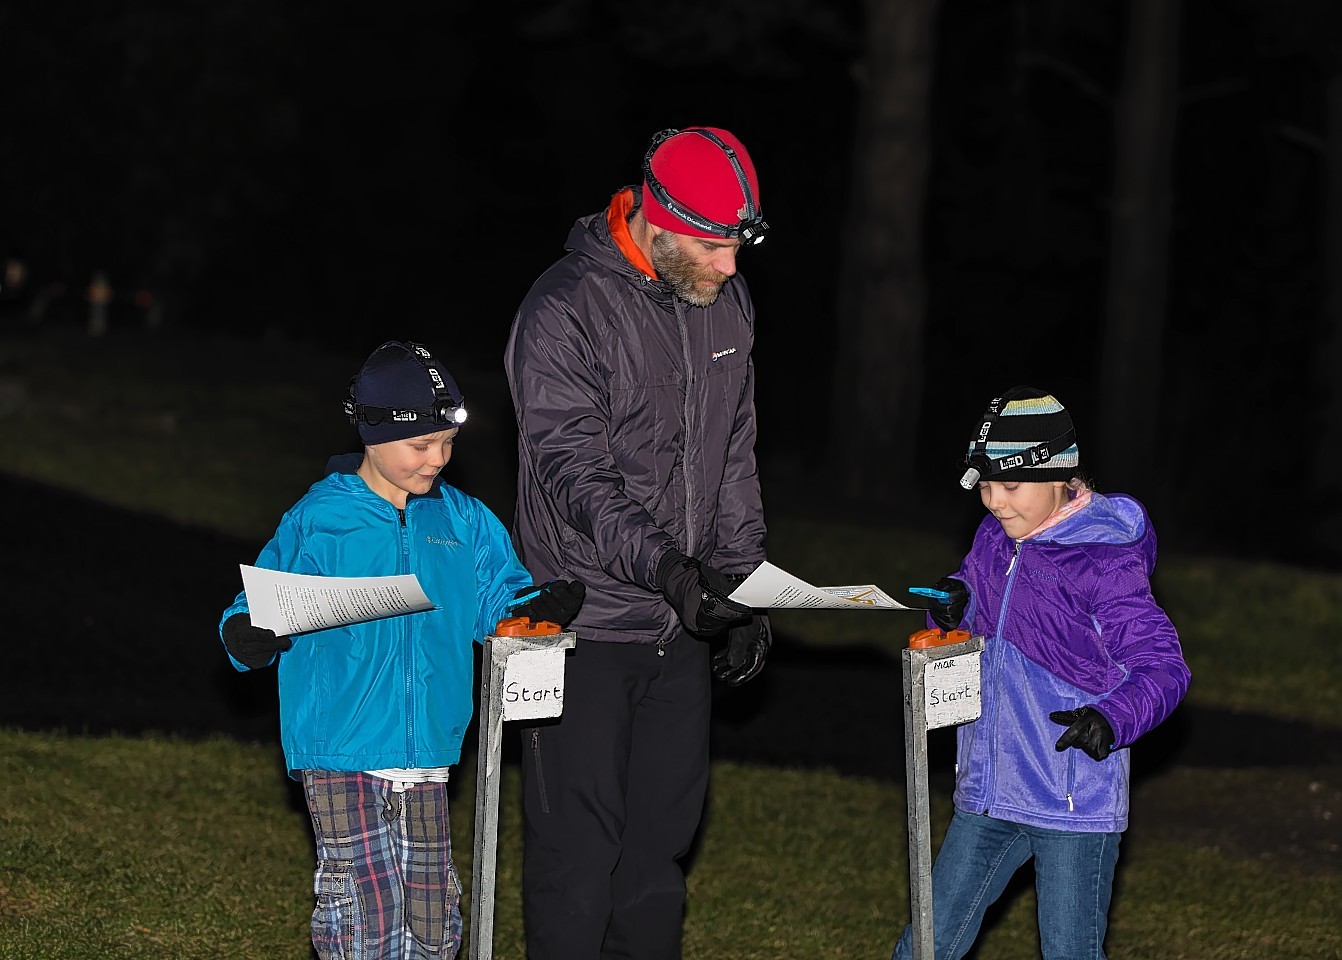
[500,648,568,721]
[924,652,982,729]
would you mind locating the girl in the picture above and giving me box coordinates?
[894,386,1190,960]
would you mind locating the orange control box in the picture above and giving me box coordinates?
[494,616,562,637]
[907,627,972,650]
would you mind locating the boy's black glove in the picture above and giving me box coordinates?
[655,550,751,637]
[713,614,771,686]
[926,577,969,631]
[1050,706,1116,761]
[221,612,292,669]
[511,580,586,626]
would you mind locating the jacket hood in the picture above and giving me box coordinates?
[1035,492,1153,563]
[564,188,679,303]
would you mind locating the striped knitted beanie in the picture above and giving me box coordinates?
[958,386,1080,489]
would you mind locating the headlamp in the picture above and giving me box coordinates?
[642,128,769,246]
[345,341,468,432]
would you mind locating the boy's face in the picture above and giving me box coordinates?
[978,480,1068,540]
[357,428,459,508]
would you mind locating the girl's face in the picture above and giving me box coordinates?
[358,428,458,509]
[978,480,1069,540]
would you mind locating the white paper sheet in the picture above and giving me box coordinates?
[240,564,435,635]
[727,560,916,610]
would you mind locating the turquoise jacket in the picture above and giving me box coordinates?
[220,468,532,776]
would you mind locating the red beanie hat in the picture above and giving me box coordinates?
[641,127,764,241]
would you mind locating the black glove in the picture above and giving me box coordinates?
[713,614,771,686]
[1050,706,1116,761]
[915,577,968,632]
[655,550,752,637]
[510,580,586,626]
[222,612,292,669]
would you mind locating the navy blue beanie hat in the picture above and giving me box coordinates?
[344,341,467,445]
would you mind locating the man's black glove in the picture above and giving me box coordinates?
[655,550,752,637]
[511,580,586,626]
[222,612,292,669]
[713,614,771,686]
[1050,706,1116,761]
[909,577,969,632]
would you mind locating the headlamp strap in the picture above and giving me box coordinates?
[642,128,767,243]
[958,395,1075,489]
[346,341,466,427]
[981,426,1076,477]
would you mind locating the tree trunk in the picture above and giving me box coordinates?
[829,0,941,506]
[1313,72,1342,549]
[1097,0,1182,498]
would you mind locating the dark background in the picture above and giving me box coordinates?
[1,0,1337,566]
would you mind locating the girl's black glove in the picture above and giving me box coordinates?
[221,612,292,669]
[927,577,969,631]
[511,580,586,626]
[1050,706,1116,761]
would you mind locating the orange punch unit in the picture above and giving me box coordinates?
[907,627,972,650]
[493,616,562,637]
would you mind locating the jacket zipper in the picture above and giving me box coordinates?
[986,538,1023,810]
[529,729,550,814]
[400,504,415,766]
[676,299,698,556]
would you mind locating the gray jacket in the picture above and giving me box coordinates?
[504,192,767,644]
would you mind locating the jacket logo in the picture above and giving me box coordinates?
[710,347,737,362]
[425,535,461,547]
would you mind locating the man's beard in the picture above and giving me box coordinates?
[651,232,728,307]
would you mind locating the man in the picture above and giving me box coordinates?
[504,126,774,959]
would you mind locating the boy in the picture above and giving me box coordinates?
[219,340,584,960]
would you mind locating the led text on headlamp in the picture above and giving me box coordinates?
[958,392,1076,489]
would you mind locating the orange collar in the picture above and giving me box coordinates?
[606,188,658,280]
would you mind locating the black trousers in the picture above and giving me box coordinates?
[520,634,711,960]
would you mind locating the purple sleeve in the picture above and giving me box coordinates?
[1090,555,1190,748]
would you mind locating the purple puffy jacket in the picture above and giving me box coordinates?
[948,491,1189,833]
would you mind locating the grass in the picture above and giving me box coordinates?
[3,731,1339,960]
[2,327,1341,957]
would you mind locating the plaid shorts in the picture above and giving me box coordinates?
[303,770,463,960]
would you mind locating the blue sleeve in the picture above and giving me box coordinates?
[471,498,536,642]
[218,506,318,671]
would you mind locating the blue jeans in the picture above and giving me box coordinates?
[893,810,1121,960]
